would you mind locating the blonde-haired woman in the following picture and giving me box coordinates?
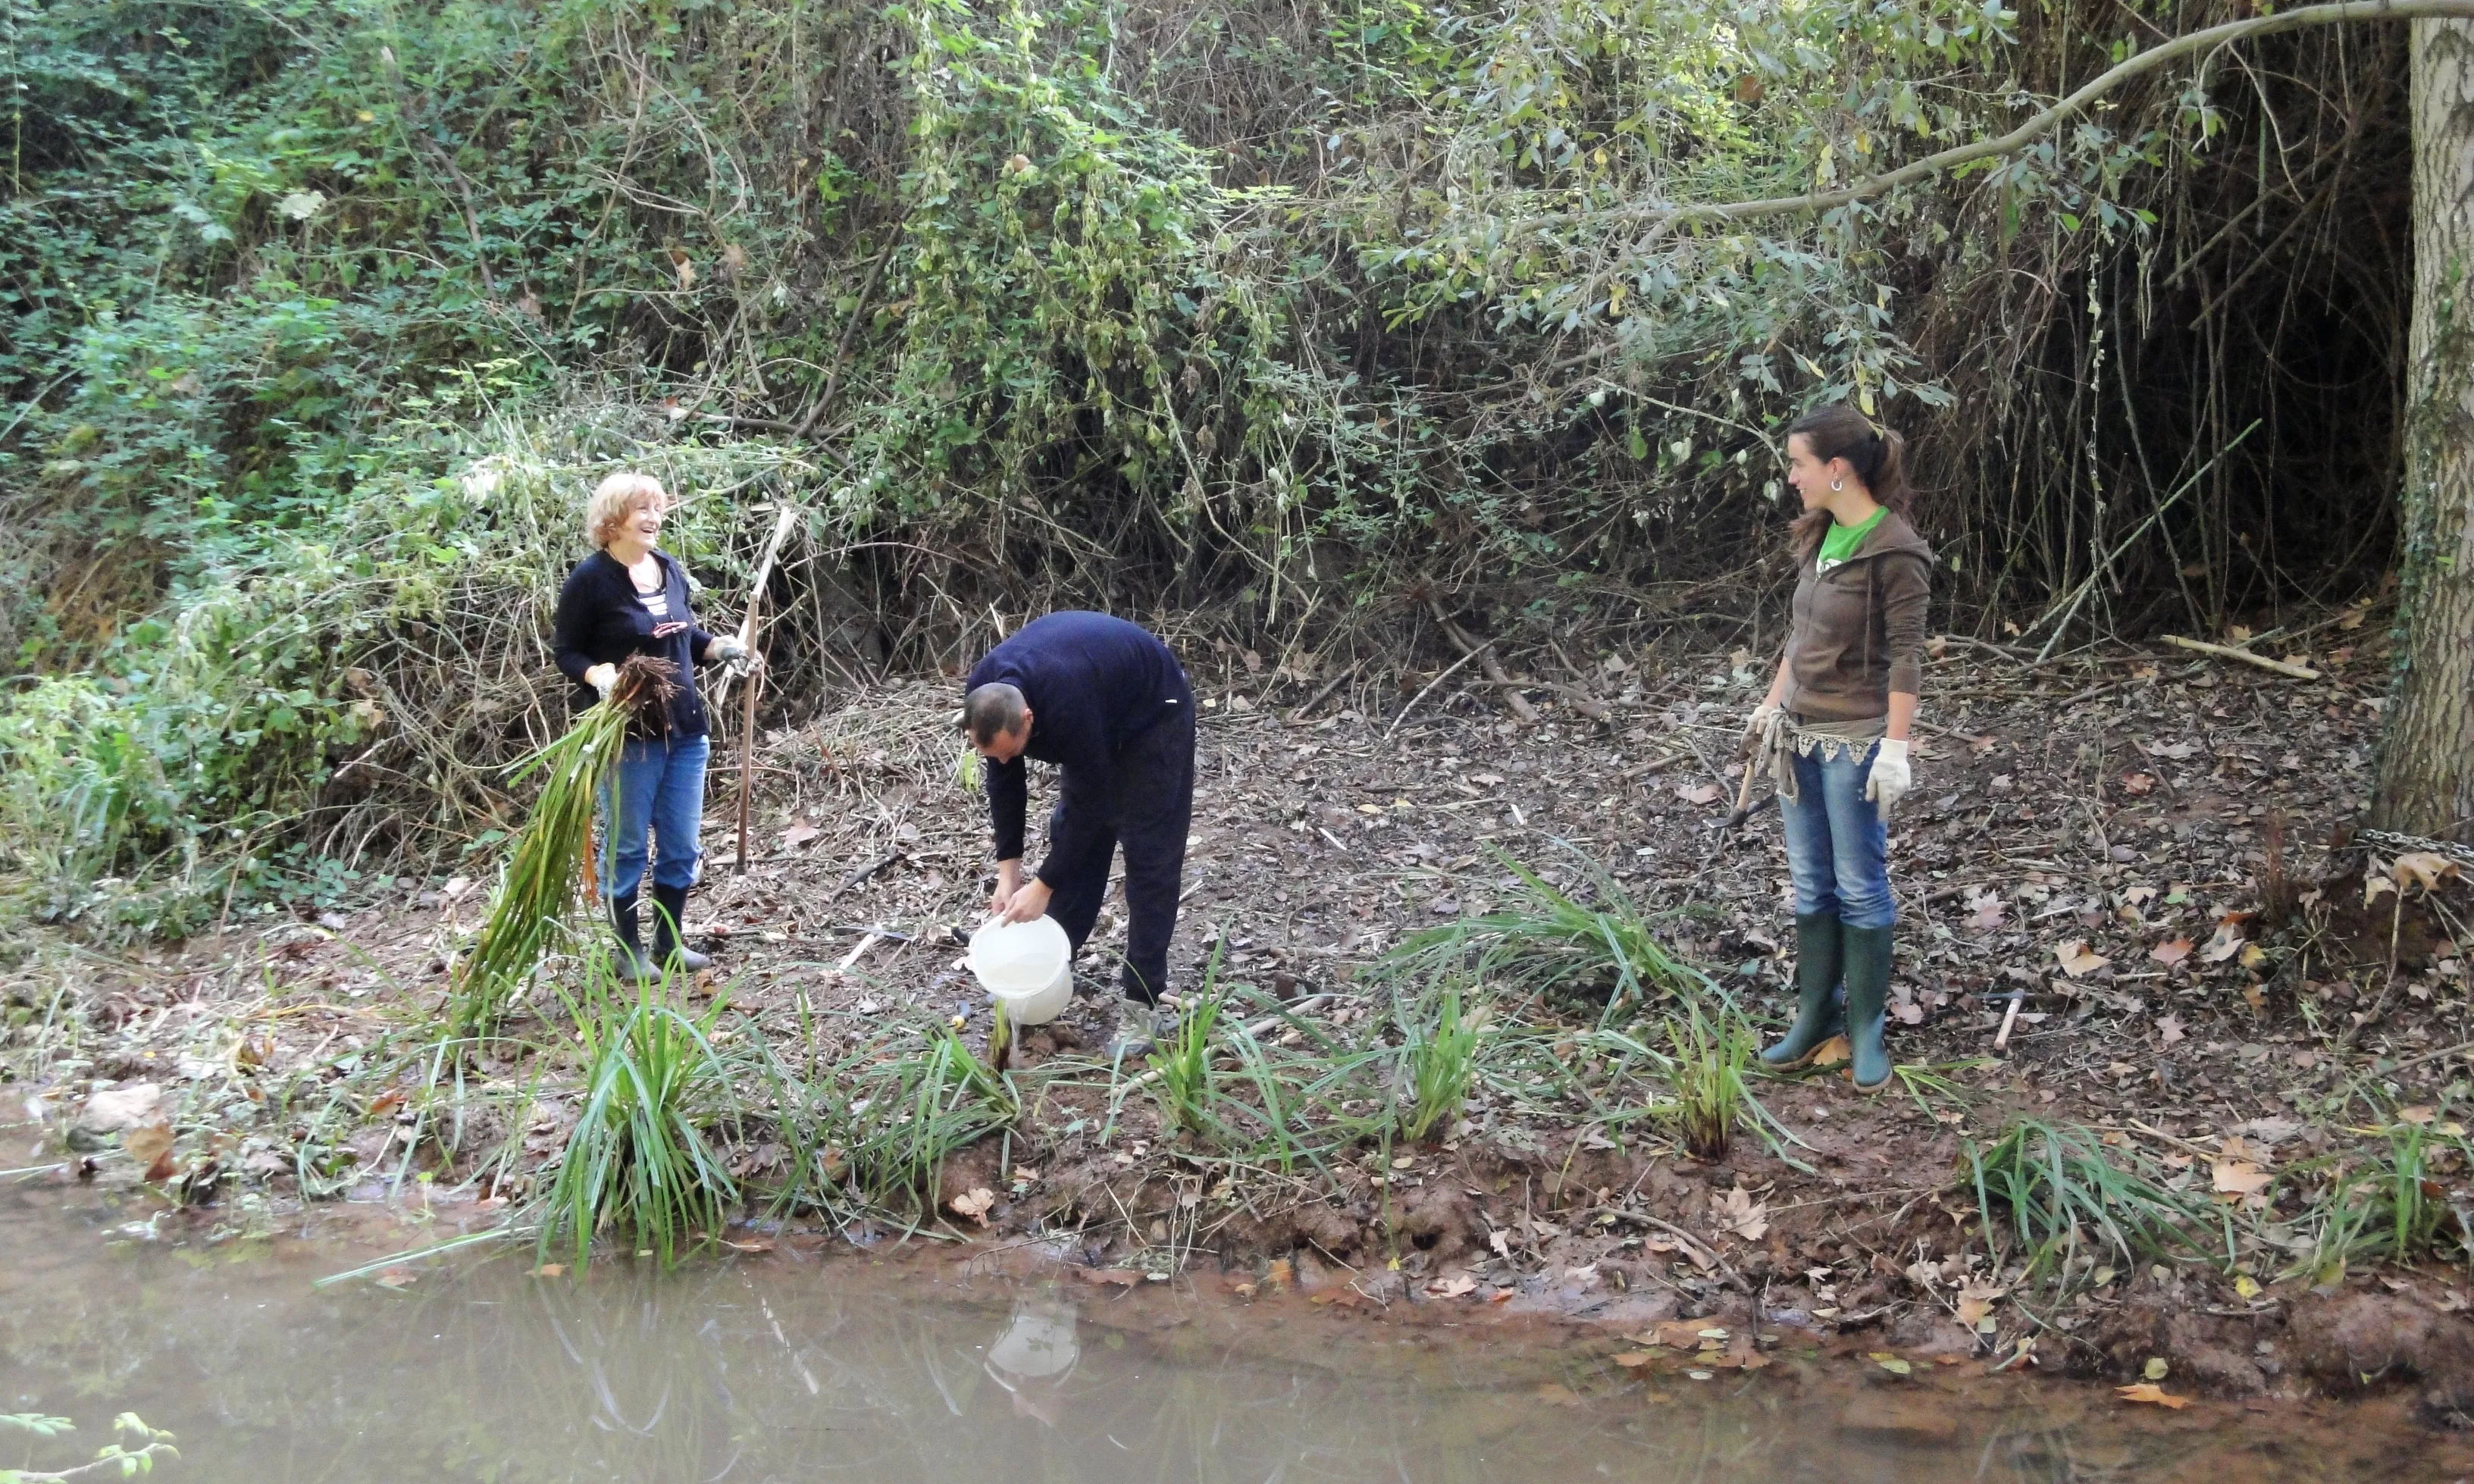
[552,472,750,978]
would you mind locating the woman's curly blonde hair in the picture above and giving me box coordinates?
[585,471,669,549]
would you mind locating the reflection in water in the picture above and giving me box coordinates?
[985,1300,1078,1426]
[0,1188,2455,1482]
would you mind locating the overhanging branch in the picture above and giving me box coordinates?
[1524,0,2474,235]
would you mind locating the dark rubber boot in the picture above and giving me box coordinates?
[1842,923,1895,1093]
[609,894,656,984]
[649,881,712,973]
[1761,913,1846,1069]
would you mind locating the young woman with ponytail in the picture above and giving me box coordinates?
[1743,404,1934,1093]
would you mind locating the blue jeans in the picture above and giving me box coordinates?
[1778,739,1895,929]
[601,734,709,903]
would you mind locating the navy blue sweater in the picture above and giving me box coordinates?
[551,549,718,737]
[966,612,1192,881]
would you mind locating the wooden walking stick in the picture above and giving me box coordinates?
[731,506,799,875]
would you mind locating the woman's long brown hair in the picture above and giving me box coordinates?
[1787,404,1911,561]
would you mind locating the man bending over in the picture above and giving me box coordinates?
[964,612,1196,1057]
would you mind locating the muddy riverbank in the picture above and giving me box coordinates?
[8,634,2474,1428]
[2,1179,2469,1483]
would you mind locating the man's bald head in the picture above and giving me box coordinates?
[965,682,1033,760]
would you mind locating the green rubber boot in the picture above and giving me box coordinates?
[1842,923,1895,1093]
[1761,913,1846,1069]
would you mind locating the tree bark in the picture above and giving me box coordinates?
[2371,17,2474,842]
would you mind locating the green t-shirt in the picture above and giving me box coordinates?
[1815,506,1887,573]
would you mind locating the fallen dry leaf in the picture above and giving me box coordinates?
[2394,852,2463,895]
[2115,1382,2188,1409]
[2150,938,2193,967]
[2211,1158,2273,1197]
[948,1187,996,1226]
[2200,923,2247,964]
[374,1267,418,1291]
[1612,1351,1657,1368]
[1677,782,1721,806]
[1076,1267,1141,1287]
[1714,1186,1769,1242]
[123,1122,174,1180]
[533,1263,566,1278]
[2156,1014,2184,1047]
[2056,940,2109,978]
[1427,1273,1478,1298]
[1956,1281,2006,1328]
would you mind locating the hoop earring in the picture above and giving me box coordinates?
[1830,477,1843,492]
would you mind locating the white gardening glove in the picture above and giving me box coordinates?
[1741,702,1781,759]
[706,636,755,676]
[583,662,618,701]
[1865,737,1912,820]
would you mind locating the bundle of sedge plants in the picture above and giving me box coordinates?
[537,942,744,1270]
[1376,845,1716,1028]
[450,656,678,1038]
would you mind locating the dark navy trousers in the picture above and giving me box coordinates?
[1042,706,1195,1004]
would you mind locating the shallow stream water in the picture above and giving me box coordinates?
[0,1183,2459,1482]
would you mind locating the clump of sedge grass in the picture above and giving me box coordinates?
[2293,1119,2466,1282]
[1662,1003,1749,1160]
[1148,975,1227,1137]
[1965,1118,2219,1279]
[752,1025,1018,1218]
[1378,847,1712,1026]
[541,960,738,1270]
[1397,983,1481,1144]
[452,657,675,1038]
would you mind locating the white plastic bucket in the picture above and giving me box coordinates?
[968,916,1073,1025]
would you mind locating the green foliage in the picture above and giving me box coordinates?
[1661,1001,1750,1161]
[1396,982,1480,1144]
[1145,977,1226,1135]
[0,1410,179,1482]
[1964,1118,2222,1279]
[0,549,375,936]
[1376,850,1717,1025]
[0,0,2357,931]
[2293,1118,2469,1282]
[542,969,741,1270]
[449,692,632,1038]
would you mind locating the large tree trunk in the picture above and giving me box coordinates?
[2371,17,2474,842]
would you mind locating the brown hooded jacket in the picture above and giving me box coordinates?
[1778,509,1934,723]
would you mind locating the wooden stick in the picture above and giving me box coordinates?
[736,506,800,652]
[2157,634,2322,680]
[1286,659,1364,723]
[1385,642,1492,740]
[1717,754,1759,830]
[726,506,799,876]
[734,587,764,875]
[1425,600,1539,724]
[837,930,886,972]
